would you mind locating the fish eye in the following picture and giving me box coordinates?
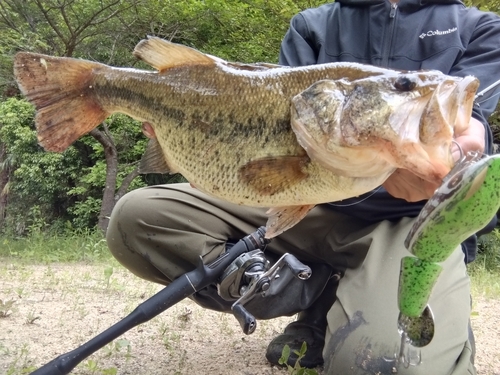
[394,76,417,91]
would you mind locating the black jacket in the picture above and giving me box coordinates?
[279,0,500,262]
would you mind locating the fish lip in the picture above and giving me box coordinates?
[455,75,480,131]
[421,75,479,142]
[413,75,479,176]
[446,76,479,130]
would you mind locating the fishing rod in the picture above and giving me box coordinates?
[30,227,270,375]
[474,77,500,105]
[29,227,316,375]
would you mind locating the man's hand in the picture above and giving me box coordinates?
[383,118,485,202]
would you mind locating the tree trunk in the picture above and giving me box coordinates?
[90,128,118,233]
[89,128,141,233]
[115,167,140,202]
[0,143,9,227]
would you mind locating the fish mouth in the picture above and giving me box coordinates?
[420,75,479,144]
[417,76,479,169]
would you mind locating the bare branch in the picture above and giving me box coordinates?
[32,0,68,50]
[89,128,114,150]
[58,0,75,38]
[0,1,20,32]
[115,167,140,202]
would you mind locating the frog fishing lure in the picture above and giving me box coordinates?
[398,152,500,345]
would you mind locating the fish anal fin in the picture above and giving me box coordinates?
[139,138,176,174]
[265,205,315,238]
[14,52,109,152]
[36,100,108,152]
[239,156,309,196]
[133,37,215,72]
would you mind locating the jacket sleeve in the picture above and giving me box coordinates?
[279,14,319,66]
[449,13,500,155]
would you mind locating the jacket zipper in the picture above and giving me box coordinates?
[390,3,398,17]
[381,3,398,67]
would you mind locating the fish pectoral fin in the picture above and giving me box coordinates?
[239,156,309,196]
[133,36,216,72]
[139,138,177,174]
[265,205,315,238]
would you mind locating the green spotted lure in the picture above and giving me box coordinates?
[398,152,500,346]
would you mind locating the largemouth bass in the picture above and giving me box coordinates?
[13,37,479,237]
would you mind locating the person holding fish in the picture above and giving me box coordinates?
[107,2,500,375]
[13,0,500,374]
[261,2,500,373]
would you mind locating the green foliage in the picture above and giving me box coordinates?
[279,342,319,375]
[0,0,324,233]
[0,98,80,232]
[470,230,500,298]
[465,0,500,13]
[0,98,149,232]
[1,0,494,233]
[103,266,114,289]
[475,229,500,272]
[143,0,325,63]
[82,359,118,375]
[2,343,37,375]
[470,265,500,299]
[0,0,327,96]
[65,115,148,229]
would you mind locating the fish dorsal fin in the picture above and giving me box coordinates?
[133,37,216,72]
[139,138,176,174]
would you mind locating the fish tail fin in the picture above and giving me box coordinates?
[14,53,110,152]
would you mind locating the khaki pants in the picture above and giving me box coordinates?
[106,183,475,375]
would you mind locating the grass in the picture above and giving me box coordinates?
[1,228,499,280]
[0,231,112,263]
[469,230,500,299]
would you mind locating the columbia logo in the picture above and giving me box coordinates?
[419,27,458,39]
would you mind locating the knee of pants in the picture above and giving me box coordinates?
[105,189,156,281]
[106,188,146,260]
[105,187,189,284]
[105,185,233,282]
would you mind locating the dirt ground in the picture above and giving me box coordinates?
[0,262,499,375]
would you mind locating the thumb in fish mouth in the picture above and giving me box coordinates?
[142,122,156,138]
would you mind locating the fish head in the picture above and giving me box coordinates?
[291,70,479,182]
